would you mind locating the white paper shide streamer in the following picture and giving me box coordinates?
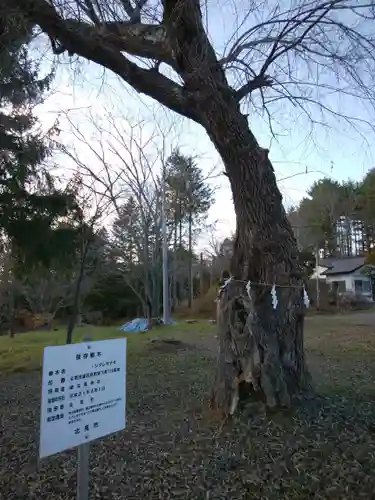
[224,276,233,287]
[246,280,251,298]
[303,287,310,308]
[270,284,278,309]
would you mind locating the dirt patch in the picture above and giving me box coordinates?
[148,338,199,353]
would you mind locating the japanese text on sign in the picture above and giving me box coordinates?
[39,338,127,458]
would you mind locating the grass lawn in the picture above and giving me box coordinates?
[0,314,375,499]
[0,321,213,374]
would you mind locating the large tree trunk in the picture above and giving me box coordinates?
[204,98,313,415]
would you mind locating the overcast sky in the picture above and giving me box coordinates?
[35,1,375,252]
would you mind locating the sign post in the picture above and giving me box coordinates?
[77,440,89,500]
[77,336,92,500]
[39,337,127,498]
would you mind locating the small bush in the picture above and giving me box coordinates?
[337,291,373,312]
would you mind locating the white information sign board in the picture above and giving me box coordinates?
[40,338,127,458]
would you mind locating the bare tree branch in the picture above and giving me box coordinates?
[13,0,201,121]
[13,0,375,140]
[227,1,375,107]
[236,74,274,101]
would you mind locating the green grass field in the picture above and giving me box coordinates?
[1,314,375,376]
[0,321,215,374]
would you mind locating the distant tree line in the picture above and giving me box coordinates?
[206,172,375,285]
[288,174,375,259]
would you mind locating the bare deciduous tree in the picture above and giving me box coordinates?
[13,0,375,413]
[19,263,74,323]
[0,241,17,336]
[59,108,178,320]
[62,172,113,343]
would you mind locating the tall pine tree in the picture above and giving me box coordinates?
[0,8,77,266]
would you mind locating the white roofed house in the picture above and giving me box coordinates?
[311,256,375,302]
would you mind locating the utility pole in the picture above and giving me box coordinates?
[290,223,322,308]
[199,252,204,296]
[187,180,193,308]
[188,210,193,308]
[315,244,320,309]
[295,225,301,250]
[161,167,170,324]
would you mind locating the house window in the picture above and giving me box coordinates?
[355,279,371,294]
[331,281,346,293]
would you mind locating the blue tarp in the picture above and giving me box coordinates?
[119,318,149,333]
[119,317,177,333]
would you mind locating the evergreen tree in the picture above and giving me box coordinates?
[0,8,77,266]
[165,149,214,244]
[111,194,163,317]
[165,150,214,307]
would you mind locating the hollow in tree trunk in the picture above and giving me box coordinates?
[205,98,313,415]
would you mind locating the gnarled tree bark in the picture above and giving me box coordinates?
[200,93,313,414]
